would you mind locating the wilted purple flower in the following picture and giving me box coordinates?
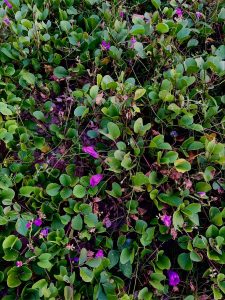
[101,40,111,51]
[175,8,183,18]
[90,174,103,187]
[82,146,99,159]
[40,228,49,237]
[3,17,10,26]
[167,270,180,286]
[16,261,23,267]
[197,192,206,197]
[3,0,12,8]
[170,130,178,138]
[95,249,104,258]
[196,12,203,19]
[130,36,137,48]
[26,221,32,229]
[34,218,42,226]
[161,214,172,227]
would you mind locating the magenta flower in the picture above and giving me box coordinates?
[82,146,99,159]
[167,270,180,286]
[196,12,203,19]
[197,192,206,197]
[95,249,104,258]
[175,8,183,18]
[130,36,137,48]
[3,0,12,8]
[26,221,32,229]
[16,261,23,267]
[34,218,42,226]
[90,174,103,187]
[161,214,172,227]
[40,228,49,237]
[3,17,10,26]
[101,40,111,51]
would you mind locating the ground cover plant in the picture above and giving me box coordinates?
[0,0,225,299]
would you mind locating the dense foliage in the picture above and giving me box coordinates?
[0,0,225,299]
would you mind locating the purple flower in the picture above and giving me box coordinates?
[82,146,99,159]
[34,218,42,226]
[197,192,206,197]
[16,261,23,267]
[170,130,178,138]
[95,249,104,258]
[3,17,10,26]
[130,36,137,48]
[167,270,180,286]
[161,215,172,227]
[90,174,103,187]
[71,257,79,263]
[40,228,49,237]
[196,12,203,19]
[101,40,111,51]
[175,8,183,18]
[119,11,124,19]
[3,0,12,8]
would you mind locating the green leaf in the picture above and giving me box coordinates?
[196,182,211,192]
[15,218,28,236]
[7,274,21,288]
[3,235,18,249]
[71,214,83,231]
[134,89,146,100]
[60,20,72,32]
[159,194,182,207]
[19,186,35,197]
[108,250,120,269]
[59,174,72,186]
[74,106,88,117]
[140,227,155,246]
[151,0,161,9]
[132,172,149,186]
[177,28,191,42]
[20,266,32,281]
[53,66,69,78]
[0,102,13,116]
[38,253,52,269]
[130,25,145,35]
[156,252,171,270]
[46,183,61,196]
[138,287,153,300]
[135,220,148,234]
[84,213,98,227]
[156,23,169,33]
[190,251,202,262]
[174,159,191,173]
[173,211,184,229]
[80,267,94,282]
[187,141,204,151]
[73,185,86,198]
[79,248,88,265]
[178,253,193,270]
[89,85,99,99]
[107,122,120,140]
[21,71,36,85]
[120,248,131,265]
[203,166,215,182]
[33,111,45,121]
